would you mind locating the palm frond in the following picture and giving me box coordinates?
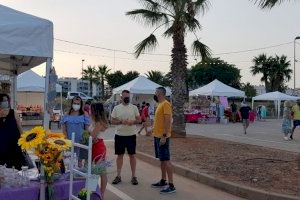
[134,34,158,58]
[138,0,159,11]
[126,9,169,27]
[162,24,175,38]
[191,40,211,61]
[193,0,211,15]
[252,0,288,9]
[183,12,202,32]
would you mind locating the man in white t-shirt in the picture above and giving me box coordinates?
[111,90,141,185]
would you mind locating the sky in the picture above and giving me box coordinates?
[2,0,300,87]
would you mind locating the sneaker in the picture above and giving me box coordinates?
[112,176,121,185]
[151,180,168,188]
[284,137,289,141]
[290,135,293,140]
[131,177,138,185]
[160,186,176,194]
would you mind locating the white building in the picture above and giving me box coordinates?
[58,77,100,97]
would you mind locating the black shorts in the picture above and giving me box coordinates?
[154,137,170,161]
[114,135,136,155]
[293,120,300,127]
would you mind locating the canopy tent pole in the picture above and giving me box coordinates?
[43,58,51,130]
[277,100,281,119]
[12,74,17,109]
[252,99,254,109]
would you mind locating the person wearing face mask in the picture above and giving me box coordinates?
[151,87,176,194]
[61,96,90,159]
[0,93,27,170]
[111,90,141,185]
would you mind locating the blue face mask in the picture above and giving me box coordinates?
[0,101,9,109]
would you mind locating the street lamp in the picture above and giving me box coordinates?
[81,59,85,92]
[294,36,300,90]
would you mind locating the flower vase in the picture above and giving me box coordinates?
[45,172,55,200]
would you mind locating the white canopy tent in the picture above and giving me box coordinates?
[0,5,53,129]
[252,91,300,118]
[189,79,245,97]
[113,76,171,95]
[17,70,62,113]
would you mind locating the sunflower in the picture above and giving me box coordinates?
[18,126,45,150]
[48,138,72,151]
[47,132,65,139]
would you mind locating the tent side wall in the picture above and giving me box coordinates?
[17,92,44,107]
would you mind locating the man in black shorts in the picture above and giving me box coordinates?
[240,102,252,134]
[111,90,141,185]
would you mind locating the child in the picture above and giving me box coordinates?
[282,101,292,140]
[88,102,108,199]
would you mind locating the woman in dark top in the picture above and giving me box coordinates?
[0,93,26,170]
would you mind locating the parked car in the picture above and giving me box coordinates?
[67,92,93,101]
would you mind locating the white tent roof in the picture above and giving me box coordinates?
[0,5,53,75]
[252,91,299,101]
[189,79,245,97]
[17,70,62,92]
[112,76,171,95]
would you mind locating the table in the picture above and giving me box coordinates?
[0,176,88,200]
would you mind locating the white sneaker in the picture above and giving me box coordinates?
[284,137,289,141]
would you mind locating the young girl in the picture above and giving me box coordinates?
[282,100,292,140]
[88,102,108,199]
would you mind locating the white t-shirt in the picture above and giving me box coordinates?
[111,103,140,136]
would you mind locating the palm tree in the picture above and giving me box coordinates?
[268,55,292,92]
[127,0,211,137]
[146,70,165,84]
[251,54,271,92]
[82,65,97,97]
[253,0,290,9]
[96,65,111,99]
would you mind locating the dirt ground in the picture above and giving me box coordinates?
[136,135,300,197]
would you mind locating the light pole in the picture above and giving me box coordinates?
[294,37,300,90]
[81,59,85,92]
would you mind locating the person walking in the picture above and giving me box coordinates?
[151,87,176,194]
[138,103,150,135]
[282,101,292,141]
[240,102,252,134]
[290,100,300,140]
[111,90,141,185]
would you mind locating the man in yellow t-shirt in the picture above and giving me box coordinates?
[291,100,300,140]
[151,87,176,194]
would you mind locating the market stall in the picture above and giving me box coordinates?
[188,79,245,123]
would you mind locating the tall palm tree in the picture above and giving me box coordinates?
[96,65,111,99]
[82,65,97,97]
[251,54,271,92]
[127,0,211,137]
[269,55,292,92]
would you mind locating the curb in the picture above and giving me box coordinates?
[136,151,300,200]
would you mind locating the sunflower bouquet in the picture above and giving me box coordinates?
[18,126,71,200]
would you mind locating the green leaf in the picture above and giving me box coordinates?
[126,9,168,27]
[134,34,158,58]
[191,40,211,61]
[252,0,287,9]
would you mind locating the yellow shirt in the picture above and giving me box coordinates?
[292,104,300,120]
[111,103,140,136]
[153,100,172,138]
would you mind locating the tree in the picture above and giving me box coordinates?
[96,65,111,99]
[268,55,292,92]
[241,82,257,98]
[106,71,125,89]
[127,0,211,137]
[146,70,171,86]
[124,71,140,83]
[251,54,292,92]
[251,54,271,92]
[189,58,242,89]
[82,65,97,97]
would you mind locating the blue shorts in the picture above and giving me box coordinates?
[154,137,170,161]
[293,120,300,127]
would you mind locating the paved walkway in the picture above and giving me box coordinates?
[186,119,300,153]
[103,142,244,200]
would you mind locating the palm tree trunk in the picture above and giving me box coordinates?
[171,23,187,137]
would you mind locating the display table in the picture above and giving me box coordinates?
[0,176,88,200]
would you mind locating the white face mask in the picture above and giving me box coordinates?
[72,104,80,111]
[0,101,9,109]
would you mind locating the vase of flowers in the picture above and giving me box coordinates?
[18,126,71,200]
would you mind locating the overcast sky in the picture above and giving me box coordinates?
[2,0,300,87]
